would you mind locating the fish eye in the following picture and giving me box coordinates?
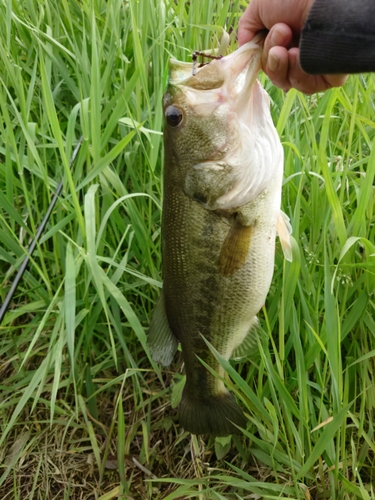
[165,105,184,127]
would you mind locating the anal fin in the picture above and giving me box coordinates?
[147,290,179,366]
[231,317,260,360]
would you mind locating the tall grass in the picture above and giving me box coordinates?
[0,0,374,498]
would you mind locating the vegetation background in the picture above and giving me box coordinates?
[0,0,374,498]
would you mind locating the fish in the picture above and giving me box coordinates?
[147,39,291,437]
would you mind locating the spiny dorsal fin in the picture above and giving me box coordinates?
[218,219,254,277]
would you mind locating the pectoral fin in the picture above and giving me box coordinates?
[277,211,293,262]
[147,290,179,366]
[219,219,254,277]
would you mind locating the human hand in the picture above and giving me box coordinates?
[238,0,348,94]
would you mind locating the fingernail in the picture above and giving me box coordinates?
[268,52,279,72]
[270,26,283,47]
[270,29,279,46]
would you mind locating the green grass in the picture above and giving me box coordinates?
[0,0,374,498]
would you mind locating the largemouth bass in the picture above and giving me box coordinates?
[148,40,289,437]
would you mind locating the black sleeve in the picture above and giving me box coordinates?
[300,0,375,74]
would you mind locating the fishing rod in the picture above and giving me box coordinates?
[0,136,84,326]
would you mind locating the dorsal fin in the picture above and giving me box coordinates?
[147,290,179,366]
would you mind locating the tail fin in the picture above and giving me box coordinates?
[179,388,246,437]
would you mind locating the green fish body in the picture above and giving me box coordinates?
[148,41,285,436]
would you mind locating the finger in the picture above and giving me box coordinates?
[238,0,264,46]
[287,48,347,94]
[268,23,294,50]
[262,24,293,66]
[286,48,320,94]
[264,46,291,91]
[323,73,349,89]
[261,24,294,88]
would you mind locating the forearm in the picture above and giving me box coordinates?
[300,0,375,74]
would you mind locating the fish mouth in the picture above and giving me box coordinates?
[168,39,263,102]
[165,40,265,138]
[168,59,196,86]
[171,37,283,211]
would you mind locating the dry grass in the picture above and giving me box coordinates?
[0,360,244,500]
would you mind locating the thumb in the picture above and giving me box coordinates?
[238,1,265,46]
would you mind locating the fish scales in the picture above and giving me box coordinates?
[148,40,287,436]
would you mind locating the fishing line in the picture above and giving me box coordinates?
[0,136,84,326]
[191,50,223,76]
